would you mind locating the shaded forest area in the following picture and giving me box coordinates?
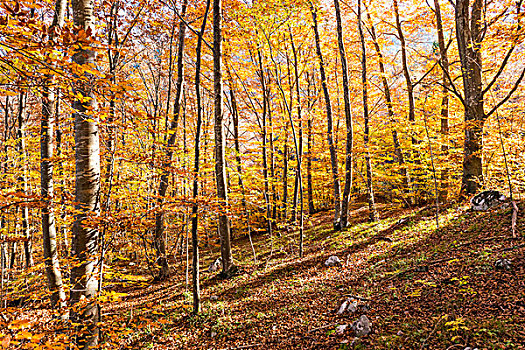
[0,0,524,348]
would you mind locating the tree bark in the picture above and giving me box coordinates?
[257,50,273,238]
[289,28,305,257]
[358,0,378,222]
[333,0,354,228]
[213,0,234,276]
[229,85,257,262]
[190,0,210,315]
[41,0,67,310]
[306,72,315,215]
[434,0,450,200]
[70,0,101,347]
[16,92,33,268]
[456,0,484,195]
[311,4,341,230]
[393,0,416,128]
[153,0,188,280]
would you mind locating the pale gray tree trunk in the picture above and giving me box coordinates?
[41,0,67,310]
[70,0,101,347]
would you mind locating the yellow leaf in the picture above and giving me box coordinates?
[8,319,31,330]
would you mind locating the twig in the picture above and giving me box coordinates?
[342,294,371,302]
[218,344,262,350]
[420,315,445,350]
[511,201,519,238]
[308,323,337,333]
[456,235,523,248]
[500,243,525,252]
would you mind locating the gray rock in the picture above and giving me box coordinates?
[208,257,222,272]
[471,190,506,211]
[352,315,372,337]
[210,295,218,301]
[336,324,348,335]
[495,258,512,271]
[325,255,342,267]
[337,298,358,314]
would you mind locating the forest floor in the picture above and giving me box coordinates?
[1,200,524,349]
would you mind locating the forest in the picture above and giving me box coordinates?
[0,0,524,348]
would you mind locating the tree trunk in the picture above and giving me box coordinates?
[41,0,67,310]
[333,0,353,228]
[70,0,101,347]
[213,0,233,276]
[257,50,273,237]
[190,0,210,314]
[434,0,450,201]
[153,0,188,280]
[311,4,341,230]
[456,0,484,195]
[306,72,315,215]
[16,92,33,268]
[358,0,378,222]
[229,87,257,262]
[393,0,416,128]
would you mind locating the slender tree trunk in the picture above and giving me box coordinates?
[41,0,66,310]
[268,100,277,227]
[456,0,484,195]
[367,13,411,198]
[153,0,188,280]
[256,49,272,237]
[289,29,305,256]
[434,0,450,201]
[229,87,257,262]
[16,92,33,267]
[289,28,302,227]
[311,4,341,229]
[282,125,289,221]
[306,72,315,215]
[190,0,210,314]
[334,0,354,228]
[358,0,378,222]
[393,0,415,129]
[213,0,234,276]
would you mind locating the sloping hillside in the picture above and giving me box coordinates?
[109,202,525,349]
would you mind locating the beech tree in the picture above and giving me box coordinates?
[213,0,234,275]
[70,0,101,347]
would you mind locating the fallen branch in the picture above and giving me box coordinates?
[308,323,337,333]
[511,201,519,238]
[342,294,371,302]
[218,344,262,350]
[500,243,525,252]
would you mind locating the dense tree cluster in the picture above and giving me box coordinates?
[0,0,523,347]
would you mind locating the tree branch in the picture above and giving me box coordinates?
[485,67,525,119]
